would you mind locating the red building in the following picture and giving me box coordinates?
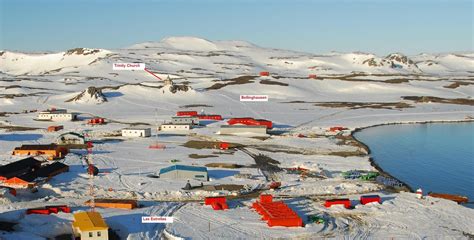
[227,118,273,129]
[259,71,270,76]
[252,194,303,227]
[176,111,198,117]
[308,74,317,79]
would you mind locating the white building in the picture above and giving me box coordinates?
[121,128,151,137]
[171,116,199,125]
[37,109,78,121]
[219,125,267,135]
[159,124,190,132]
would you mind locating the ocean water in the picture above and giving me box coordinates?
[354,122,474,207]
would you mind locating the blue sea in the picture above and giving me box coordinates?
[354,122,474,207]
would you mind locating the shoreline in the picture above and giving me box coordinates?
[350,119,474,194]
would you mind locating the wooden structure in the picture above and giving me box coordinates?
[72,211,109,240]
[85,198,138,209]
[12,144,68,160]
[252,194,303,227]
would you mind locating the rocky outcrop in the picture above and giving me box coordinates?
[66,86,107,104]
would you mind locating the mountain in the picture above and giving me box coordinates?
[1,37,472,77]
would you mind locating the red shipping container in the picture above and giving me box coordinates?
[46,205,71,213]
[360,195,381,205]
[219,142,229,150]
[211,202,229,210]
[324,199,351,209]
[260,71,270,76]
[260,194,273,203]
[26,208,51,215]
[205,196,226,205]
[177,111,198,116]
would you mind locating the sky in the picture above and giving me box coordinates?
[0,0,472,55]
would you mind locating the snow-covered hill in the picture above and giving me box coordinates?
[1,37,472,77]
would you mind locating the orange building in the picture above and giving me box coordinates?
[85,198,138,209]
[13,144,68,160]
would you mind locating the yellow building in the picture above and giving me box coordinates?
[72,211,109,240]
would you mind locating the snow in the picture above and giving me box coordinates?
[0,37,473,239]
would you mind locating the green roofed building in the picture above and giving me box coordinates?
[159,164,208,181]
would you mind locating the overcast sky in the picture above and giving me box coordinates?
[0,0,472,55]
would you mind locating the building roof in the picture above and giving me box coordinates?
[58,132,85,140]
[161,123,191,126]
[122,127,151,130]
[40,109,67,114]
[159,164,207,175]
[87,198,137,204]
[14,144,60,151]
[221,125,267,129]
[172,116,198,119]
[16,162,69,182]
[73,211,108,231]
[0,157,41,179]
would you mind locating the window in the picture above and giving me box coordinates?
[89,232,93,237]
[97,231,101,237]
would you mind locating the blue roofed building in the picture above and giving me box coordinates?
[159,164,208,181]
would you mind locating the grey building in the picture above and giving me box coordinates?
[171,116,199,125]
[159,165,208,181]
[219,125,267,135]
